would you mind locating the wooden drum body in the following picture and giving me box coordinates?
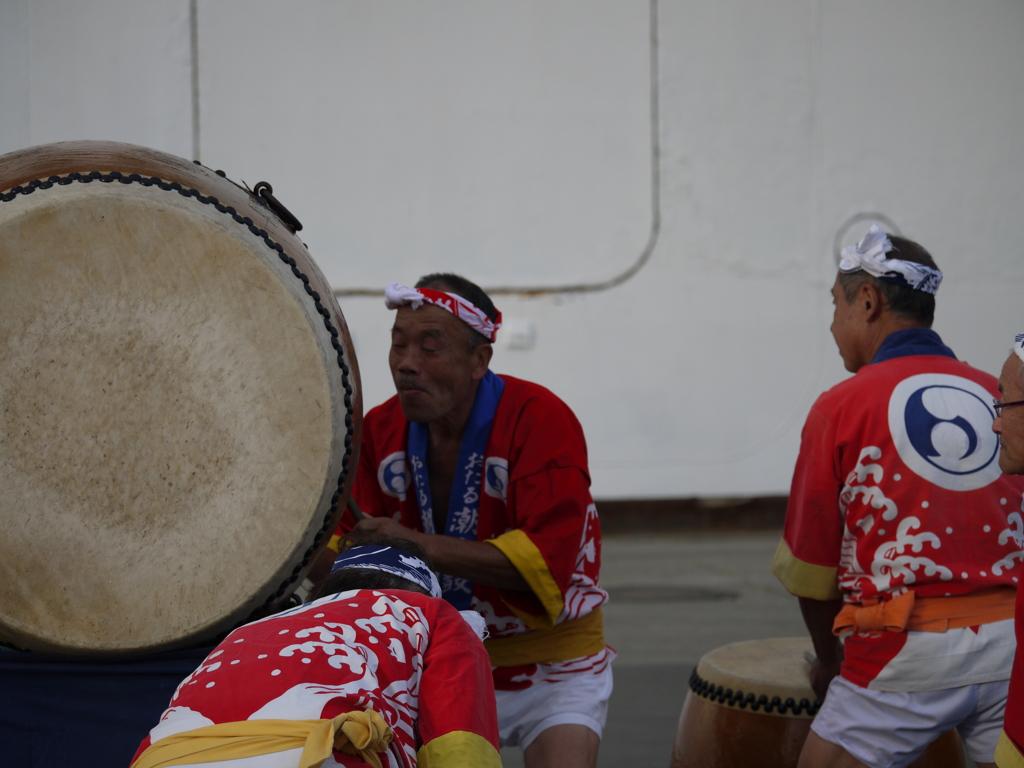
[0,141,361,655]
[671,638,965,768]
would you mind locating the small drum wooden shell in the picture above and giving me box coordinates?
[671,638,965,768]
[0,141,362,655]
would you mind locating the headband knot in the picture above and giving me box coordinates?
[838,224,942,295]
[331,545,442,598]
[385,283,502,342]
[1015,333,1024,364]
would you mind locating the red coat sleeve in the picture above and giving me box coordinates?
[417,602,500,752]
[489,389,599,625]
[773,400,844,600]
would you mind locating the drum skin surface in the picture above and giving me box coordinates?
[0,141,361,655]
[671,638,965,768]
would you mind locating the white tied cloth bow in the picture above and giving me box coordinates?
[384,283,429,310]
[838,223,942,295]
[1014,333,1024,364]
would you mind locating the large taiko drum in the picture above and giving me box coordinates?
[0,141,361,655]
[671,638,965,768]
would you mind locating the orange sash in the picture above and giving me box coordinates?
[832,587,1016,635]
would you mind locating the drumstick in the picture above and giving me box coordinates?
[346,495,366,522]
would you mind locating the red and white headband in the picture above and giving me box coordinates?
[385,282,502,343]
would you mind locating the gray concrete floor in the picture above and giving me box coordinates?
[499,531,808,768]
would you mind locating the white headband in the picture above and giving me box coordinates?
[839,223,942,295]
[1015,333,1024,364]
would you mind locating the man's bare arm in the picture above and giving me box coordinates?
[799,596,845,702]
[351,516,530,591]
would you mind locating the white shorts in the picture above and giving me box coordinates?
[811,675,1009,768]
[494,664,614,750]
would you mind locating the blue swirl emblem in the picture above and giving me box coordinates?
[483,457,509,501]
[888,374,1000,491]
[904,386,992,474]
[377,452,411,500]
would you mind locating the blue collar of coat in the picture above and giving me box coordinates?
[870,327,957,365]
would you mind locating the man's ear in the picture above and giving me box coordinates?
[859,282,885,323]
[471,342,493,381]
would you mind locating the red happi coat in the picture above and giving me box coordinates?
[133,590,499,767]
[351,375,610,690]
[776,339,1024,691]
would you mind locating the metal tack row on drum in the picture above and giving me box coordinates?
[0,141,362,656]
[671,638,965,768]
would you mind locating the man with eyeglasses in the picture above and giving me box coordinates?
[772,225,1024,768]
[991,334,1024,767]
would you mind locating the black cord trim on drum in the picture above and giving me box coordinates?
[688,667,820,717]
[0,172,355,625]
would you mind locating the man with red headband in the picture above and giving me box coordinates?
[334,273,611,768]
[774,226,1024,768]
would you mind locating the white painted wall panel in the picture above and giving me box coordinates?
[0,1,31,155]
[2,1,1022,500]
[0,0,193,158]
[818,1,1024,382]
[196,0,653,288]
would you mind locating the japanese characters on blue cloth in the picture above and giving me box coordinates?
[407,369,506,610]
[331,545,442,598]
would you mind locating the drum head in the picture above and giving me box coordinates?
[0,142,361,654]
[693,637,818,717]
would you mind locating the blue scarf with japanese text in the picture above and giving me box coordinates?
[407,370,505,610]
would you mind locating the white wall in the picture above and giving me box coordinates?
[3,0,1023,499]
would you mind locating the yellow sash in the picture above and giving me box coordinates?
[130,709,392,768]
[484,608,605,667]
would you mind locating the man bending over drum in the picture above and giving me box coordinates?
[772,225,1024,768]
[991,334,1024,767]
[131,537,500,768]
[331,274,612,768]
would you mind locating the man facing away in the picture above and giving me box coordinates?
[772,225,1024,768]
[131,537,501,768]
[334,274,612,768]
[992,333,1024,768]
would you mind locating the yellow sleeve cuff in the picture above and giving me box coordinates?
[997,730,1024,768]
[771,538,841,600]
[417,731,502,768]
[486,529,564,629]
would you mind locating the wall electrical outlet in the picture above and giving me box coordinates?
[503,318,536,350]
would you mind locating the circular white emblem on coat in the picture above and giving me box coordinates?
[887,373,1000,491]
[377,451,411,500]
[483,457,509,502]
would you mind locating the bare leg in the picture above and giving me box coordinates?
[523,724,600,768]
[797,730,869,768]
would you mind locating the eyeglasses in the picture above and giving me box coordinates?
[993,398,1024,414]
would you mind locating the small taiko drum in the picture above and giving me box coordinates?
[0,141,361,655]
[671,638,965,768]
